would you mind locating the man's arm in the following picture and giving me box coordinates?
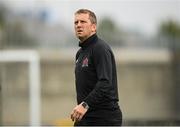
[84,45,113,107]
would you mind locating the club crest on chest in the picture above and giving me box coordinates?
[82,57,88,67]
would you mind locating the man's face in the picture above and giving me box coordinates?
[74,13,96,42]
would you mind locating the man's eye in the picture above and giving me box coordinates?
[74,20,86,25]
[81,21,86,23]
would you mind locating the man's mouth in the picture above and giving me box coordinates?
[77,30,83,33]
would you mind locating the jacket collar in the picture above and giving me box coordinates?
[79,34,98,49]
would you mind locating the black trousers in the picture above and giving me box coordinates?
[74,117,122,126]
[74,110,122,126]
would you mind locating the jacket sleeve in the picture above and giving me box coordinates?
[84,45,113,107]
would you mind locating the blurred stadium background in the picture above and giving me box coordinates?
[0,0,180,126]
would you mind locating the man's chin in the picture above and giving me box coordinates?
[78,36,86,42]
[77,35,84,39]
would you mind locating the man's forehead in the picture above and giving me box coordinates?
[75,13,89,18]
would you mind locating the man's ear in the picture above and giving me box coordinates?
[92,24,97,32]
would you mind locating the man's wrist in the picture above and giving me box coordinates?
[81,101,89,110]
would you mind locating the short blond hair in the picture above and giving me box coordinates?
[75,9,97,24]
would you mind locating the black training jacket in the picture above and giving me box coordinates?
[75,34,120,118]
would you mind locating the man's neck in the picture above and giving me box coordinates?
[79,32,96,43]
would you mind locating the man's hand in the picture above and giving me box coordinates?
[70,102,88,122]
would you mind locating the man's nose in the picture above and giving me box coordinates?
[76,21,82,27]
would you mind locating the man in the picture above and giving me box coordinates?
[71,9,122,126]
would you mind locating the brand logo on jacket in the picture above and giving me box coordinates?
[76,59,78,63]
[82,57,88,67]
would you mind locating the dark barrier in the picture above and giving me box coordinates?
[123,119,180,126]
